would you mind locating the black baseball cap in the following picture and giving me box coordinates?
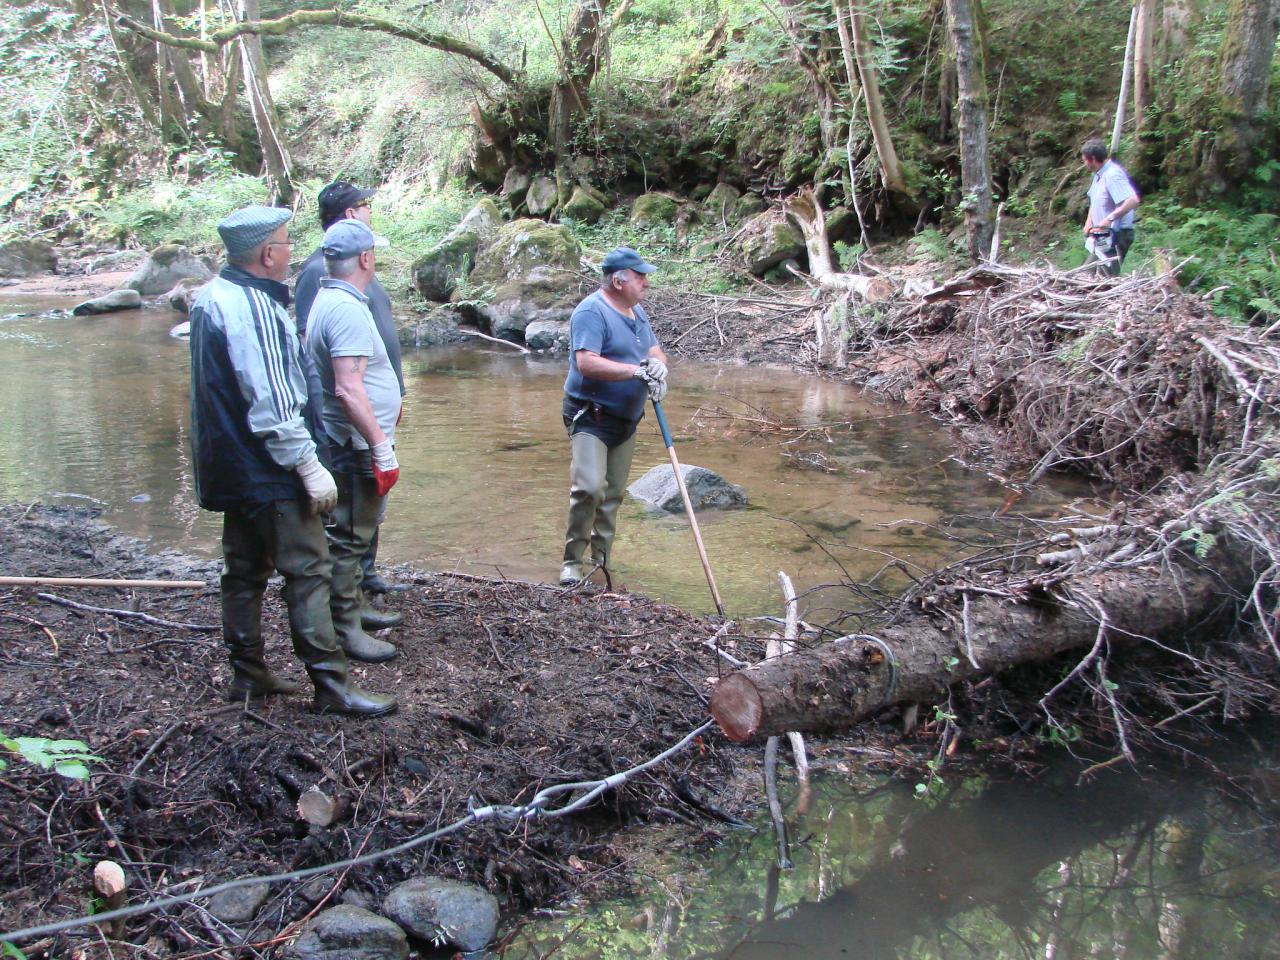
[317,181,376,224]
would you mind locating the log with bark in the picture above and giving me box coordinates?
[710,557,1247,743]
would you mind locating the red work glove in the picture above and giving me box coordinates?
[370,439,399,497]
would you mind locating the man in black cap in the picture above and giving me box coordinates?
[560,246,668,585]
[295,181,407,615]
[189,205,396,717]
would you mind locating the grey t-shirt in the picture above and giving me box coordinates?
[306,278,400,450]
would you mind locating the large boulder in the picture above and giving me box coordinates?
[124,244,212,295]
[628,464,747,512]
[412,199,503,302]
[703,183,742,225]
[525,175,559,216]
[732,192,766,221]
[466,219,581,340]
[524,318,569,351]
[72,289,143,316]
[414,232,482,303]
[284,905,408,960]
[737,212,805,275]
[562,186,606,225]
[630,193,679,227]
[165,277,209,314]
[0,239,57,277]
[382,877,499,953]
[501,168,531,207]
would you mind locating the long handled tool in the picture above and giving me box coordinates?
[651,398,726,618]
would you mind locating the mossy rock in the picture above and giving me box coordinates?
[630,193,680,227]
[703,183,742,225]
[467,219,582,339]
[737,213,805,275]
[469,219,581,289]
[414,232,481,303]
[0,238,57,277]
[562,187,606,225]
[526,176,559,216]
[732,193,766,221]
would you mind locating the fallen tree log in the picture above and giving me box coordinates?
[710,559,1247,743]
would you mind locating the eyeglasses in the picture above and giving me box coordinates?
[266,237,296,248]
[353,199,372,210]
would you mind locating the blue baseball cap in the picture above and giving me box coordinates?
[600,246,656,275]
[218,206,292,257]
[321,218,389,259]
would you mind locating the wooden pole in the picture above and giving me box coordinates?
[0,576,206,589]
[651,400,726,618]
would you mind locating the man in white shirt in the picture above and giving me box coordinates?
[1081,139,1140,277]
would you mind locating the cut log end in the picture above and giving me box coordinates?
[710,673,764,743]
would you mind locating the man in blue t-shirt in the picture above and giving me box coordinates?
[560,247,669,586]
[1080,139,1140,277]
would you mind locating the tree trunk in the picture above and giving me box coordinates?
[709,560,1243,743]
[235,0,293,203]
[1112,4,1138,154]
[942,0,993,263]
[777,0,842,164]
[835,0,910,195]
[99,0,159,129]
[548,0,611,190]
[1206,0,1280,188]
[149,0,187,139]
[1160,0,1200,64]
[1134,0,1155,131]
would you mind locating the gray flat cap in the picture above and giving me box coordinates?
[217,205,293,257]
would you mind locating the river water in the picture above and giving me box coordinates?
[0,295,1086,617]
[2,295,1276,956]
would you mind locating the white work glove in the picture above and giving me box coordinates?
[633,359,668,403]
[296,455,338,515]
[370,439,400,497]
[643,357,668,383]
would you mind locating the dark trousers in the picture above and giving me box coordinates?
[220,499,342,666]
[327,473,386,642]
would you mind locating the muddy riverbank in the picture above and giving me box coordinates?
[0,504,924,952]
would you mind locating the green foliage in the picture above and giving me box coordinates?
[93,164,270,250]
[1,734,100,781]
[1134,200,1280,325]
[2,941,27,960]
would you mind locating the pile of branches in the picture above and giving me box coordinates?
[849,263,1271,490]
[824,261,1280,751]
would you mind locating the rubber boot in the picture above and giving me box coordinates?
[360,607,404,631]
[589,431,637,572]
[308,654,397,717]
[266,499,396,717]
[329,474,397,662]
[221,512,300,699]
[563,432,607,584]
[227,652,301,700]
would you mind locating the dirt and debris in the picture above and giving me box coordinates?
[0,504,816,950]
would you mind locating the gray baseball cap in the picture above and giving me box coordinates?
[321,218,389,259]
[217,205,292,257]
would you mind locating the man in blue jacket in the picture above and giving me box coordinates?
[189,205,396,717]
[560,246,668,585]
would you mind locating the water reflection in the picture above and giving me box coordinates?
[0,301,1088,616]
[505,755,1280,959]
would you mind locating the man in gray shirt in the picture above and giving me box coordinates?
[296,181,406,600]
[306,219,404,664]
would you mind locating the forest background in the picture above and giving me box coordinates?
[0,0,1276,325]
